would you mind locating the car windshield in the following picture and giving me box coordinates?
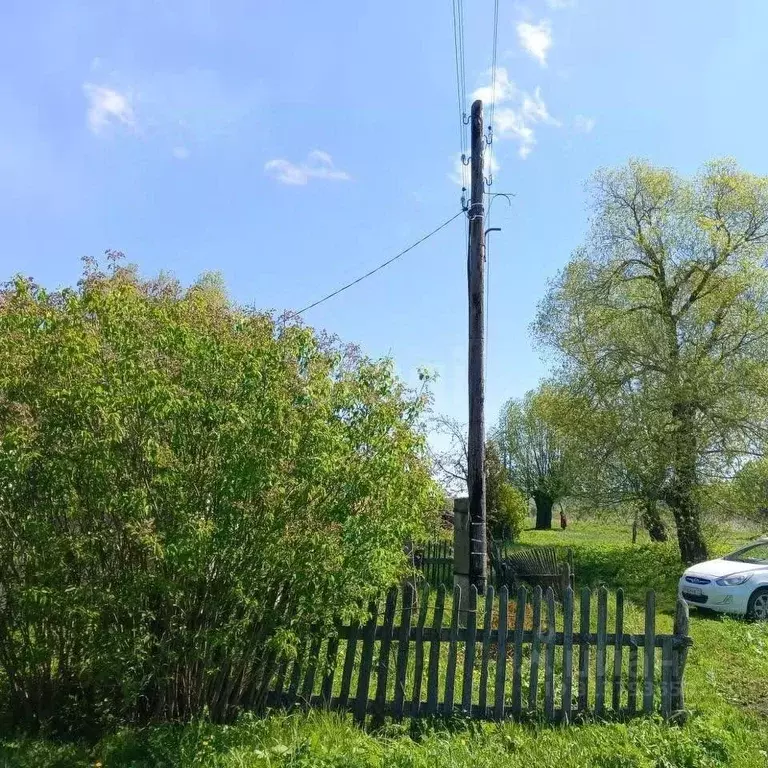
[724,542,768,564]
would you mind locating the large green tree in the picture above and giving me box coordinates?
[0,259,440,730]
[496,386,572,530]
[546,382,670,541]
[536,159,768,563]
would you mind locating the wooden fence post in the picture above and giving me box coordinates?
[672,597,690,714]
[561,585,574,723]
[494,586,509,720]
[612,588,624,713]
[454,497,470,620]
[595,587,608,717]
[578,588,591,714]
[643,591,656,715]
[410,584,430,717]
[461,585,478,714]
[528,586,543,713]
[426,585,446,715]
[354,600,379,726]
[511,586,527,717]
[478,584,494,717]
[444,584,462,713]
[543,587,556,721]
[372,589,397,728]
[393,583,414,721]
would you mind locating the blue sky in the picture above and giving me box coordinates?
[2,1,768,430]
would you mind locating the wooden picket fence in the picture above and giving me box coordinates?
[265,583,693,727]
[413,541,454,586]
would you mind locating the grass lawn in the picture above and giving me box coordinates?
[3,520,768,767]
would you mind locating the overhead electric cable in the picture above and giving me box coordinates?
[293,211,464,316]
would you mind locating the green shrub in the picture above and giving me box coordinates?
[0,261,440,733]
[492,484,528,541]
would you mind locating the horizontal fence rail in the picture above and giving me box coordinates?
[264,584,692,727]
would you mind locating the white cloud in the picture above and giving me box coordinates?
[522,88,560,125]
[471,67,516,109]
[265,150,351,186]
[172,146,190,159]
[574,114,596,133]
[516,20,552,66]
[546,0,575,8]
[82,66,263,154]
[471,68,559,159]
[83,83,135,134]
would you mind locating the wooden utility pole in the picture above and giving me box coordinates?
[467,99,487,594]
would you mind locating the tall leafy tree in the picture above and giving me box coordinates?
[496,386,571,530]
[546,383,670,541]
[536,159,768,562]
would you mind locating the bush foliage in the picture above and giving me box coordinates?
[0,260,440,732]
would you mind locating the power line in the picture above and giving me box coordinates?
[293,211,464,316]
[451,0,469,195]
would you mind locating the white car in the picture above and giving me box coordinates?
[678,538,768,619]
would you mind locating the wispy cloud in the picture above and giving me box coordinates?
[516,20,552,66]
[472,68,559,158]
[82,66,263,152]
[265,150,351,186]
[573,115,596,133]
[546,0,575,8]
[83,83,135,134]
[471,67,516,108]
[172,146,190,159]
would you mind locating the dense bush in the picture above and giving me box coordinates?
[0,260,440,733]
[492,484,528,541]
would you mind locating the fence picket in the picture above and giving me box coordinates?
[301,636,322,703]
[444,585,461,714]
[578,588,591,713]
[511,586,527,716]
[410,584,430,717]
[562,585,574,723]
[494,586,509,720]
[338,617,359,710]
[287,638,307,704]
[595,587,608,716]
[661,636,673,719]
[544,587,556,720]
[393,583,414,721]
[643,591,656,714]
[426,585,446,715]
[673,597,690,712]
[353,600,379,725]
[478,584,494,716]
[528,586,542,712]
[272,655,288,707]
[627,638,638,716]
[372,589,397,728]
[612,588,624,713]
[461,585,478,714]
[321,627,340,706]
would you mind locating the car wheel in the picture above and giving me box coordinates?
[747,588,768,621]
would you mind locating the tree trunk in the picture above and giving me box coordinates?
[641,499,667,542]
[667,403,708,564]
[533,493,554,530]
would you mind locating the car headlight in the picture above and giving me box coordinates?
[715,574,752,586]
